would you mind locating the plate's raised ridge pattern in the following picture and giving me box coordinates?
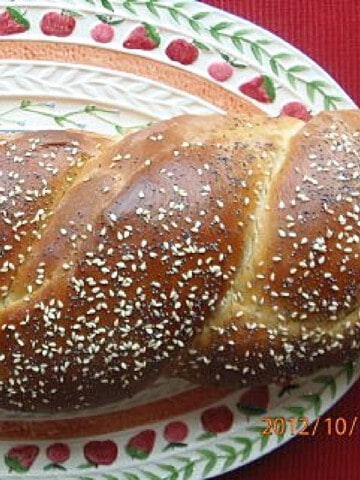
[0,61,219,132]
[0,0,352,113]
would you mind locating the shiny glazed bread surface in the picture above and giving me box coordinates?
[0,111,359,412]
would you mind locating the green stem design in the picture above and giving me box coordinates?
[82,0,344,109]
[21,107,85,128]
[198,26,343,108]
[134,362,353,480]
[0,105,29,126]
[212,34,342,108]
[86,110,120,126]
[69,362,354,480]
[0,105,25,117]
[0,101,140,133]
[74,355,352,480]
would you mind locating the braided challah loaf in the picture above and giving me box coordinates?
[173,109,360,388]
[0,110,358,412]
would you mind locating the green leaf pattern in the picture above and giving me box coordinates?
[111,361,354,480]
[101,0,114,10]
[73,0,348,110]
[6,6,30,28]
[5,0,348,111]
[0,101,142,134]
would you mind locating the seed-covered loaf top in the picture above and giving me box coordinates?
[0,110,359,412]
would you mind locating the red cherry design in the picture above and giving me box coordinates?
[164,421,189,443]
[40,11,76,37]
[126,430,156,460]
[208,61,233,82]
[239,75,276,103]
[165,39,199,65]
[123,24,160,50]
[281,101,311,121]
[84,440,118,466]
[5,445,39,473]
[46,443,70,464]
[237,386,270,415]
[91,23,114,43]
[201,405,234,434]
[0,9,29,36]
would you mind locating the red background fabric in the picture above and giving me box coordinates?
[200,1,360,479]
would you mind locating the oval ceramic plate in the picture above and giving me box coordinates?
[0,1,358,479]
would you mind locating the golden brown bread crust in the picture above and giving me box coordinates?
[0,110,359,412]
[173,110,360,387]
[0,130,112,302]
[0,129,118,410]
[0,114,302,412]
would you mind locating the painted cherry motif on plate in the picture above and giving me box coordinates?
[125,430,156,460]
[200,406,234,437]
[5,445,39,473]
[123,24,160,50]
[163,421,189,450]
[237,386,270,417]
[0,7,29,35]
[45,443,71,471]
[83,440,119,467]
[239,75,276,103]
[281,101,312,121]
[91,22,115,43]
[208,61,234,82]
[40,11,76,37]
[165,39,200,65]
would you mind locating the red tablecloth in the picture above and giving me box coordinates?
[201,1,360,479]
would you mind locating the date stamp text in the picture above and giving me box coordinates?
[261,416,359,437]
